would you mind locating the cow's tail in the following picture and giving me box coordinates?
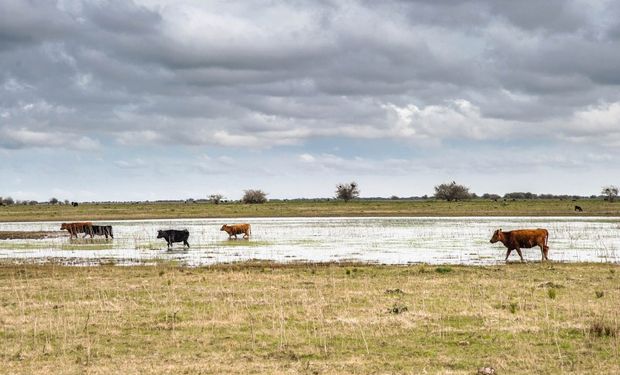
[248,224,252,236]
[543,229,549,251]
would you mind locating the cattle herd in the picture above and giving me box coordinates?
[60,222,252,249]
[60,221,551,262]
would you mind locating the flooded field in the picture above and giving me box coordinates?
[0,217,618,266]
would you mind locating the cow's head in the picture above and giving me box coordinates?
[60,223,68,230]
[220,225,229,232]
[490,229,503,243]
[156,230,163,238]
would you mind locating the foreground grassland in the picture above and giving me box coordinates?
[0,262,618,374]
[1,199,619,222]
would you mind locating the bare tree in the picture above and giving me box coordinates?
[335,182,360,202]
[434,181,471,201]
[601,185,619,202]
[209,194,224,204]
[242,189,268,204]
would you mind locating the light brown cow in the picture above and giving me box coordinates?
[60,222,94,239]
[490,228,549,262]
[220,223,251,239]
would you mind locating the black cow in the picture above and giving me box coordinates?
[91,225,113,239]
[574,205,583,212]
[157,229,190,249]
[72,202,79,207]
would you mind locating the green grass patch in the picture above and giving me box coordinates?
[1,199,619,222]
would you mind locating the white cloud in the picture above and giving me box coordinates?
[114,158,147,169]
[0,128,101,150]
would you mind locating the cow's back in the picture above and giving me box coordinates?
[168,230,189,241]
[509,229,547,248]
[233,224,250,234]
[66,222,93,232]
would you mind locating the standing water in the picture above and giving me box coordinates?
[0,217,618,266]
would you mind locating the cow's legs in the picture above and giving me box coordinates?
[184,240,190,248]
[515,248,525,262]
[541,245,549,261]
[505,249,512,261]
[243,232,249,239]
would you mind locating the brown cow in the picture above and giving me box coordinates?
[220,223,251,239]
[490,228,549,262]
[60,222,94,239]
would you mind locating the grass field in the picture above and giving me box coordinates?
[1,199,619,222]
[1,262,618,374]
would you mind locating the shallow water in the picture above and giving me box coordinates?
[0,217,618,266]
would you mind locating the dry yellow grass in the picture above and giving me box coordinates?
[0,262,618,374]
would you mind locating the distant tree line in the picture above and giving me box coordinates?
[4,183,619,205]
[0,197,38,206]
[432,182,619,202]
[481,192,595,200]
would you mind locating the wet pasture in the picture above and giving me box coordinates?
[0,217,618,266]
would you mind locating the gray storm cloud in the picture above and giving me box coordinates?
[0,0,619,150]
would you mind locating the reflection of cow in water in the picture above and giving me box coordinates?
[574,205,583,212]
[490,228,549,262]
[60,222,93,238]
[91,225,113,239]
[220,224,251,239]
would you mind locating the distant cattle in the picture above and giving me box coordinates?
[490,228,549,262]
[61,222,93,239]
[220,223,251,239]
[71,202,79,207]
[157,229,189,249]
[91,225,113,239]
[574,205,583,212]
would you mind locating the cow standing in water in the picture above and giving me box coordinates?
[490,228,549,262]
[220,224,251,239]
[60,222,93,239]
[157,229,190,249]
[91,225,114,239]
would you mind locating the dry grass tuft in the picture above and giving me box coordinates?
[590,321,618,337]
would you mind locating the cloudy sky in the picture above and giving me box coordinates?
[1,0,620,201]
